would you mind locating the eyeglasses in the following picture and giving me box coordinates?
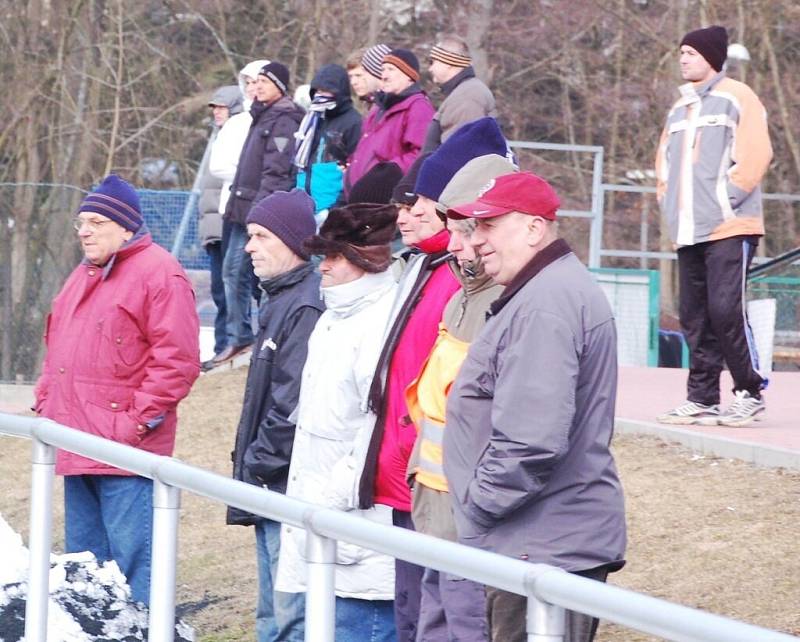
[72,217,112,232]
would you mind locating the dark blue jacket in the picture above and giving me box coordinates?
[227,262,324,526]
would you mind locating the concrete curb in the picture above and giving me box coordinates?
[615,418,800,471]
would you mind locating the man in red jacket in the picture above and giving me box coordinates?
[33,175,200,605]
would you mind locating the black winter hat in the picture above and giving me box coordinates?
[259,61,290,94]
[391,153,432,206]
[348,162,403,205]
[383,49,420,82]
[303,204,398,273]
[246,189,316,260]
[680,26,728,72]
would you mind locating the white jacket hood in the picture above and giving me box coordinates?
[238,59,270,110]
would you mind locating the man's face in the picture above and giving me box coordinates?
[211,105,230,127]
[446,219,477,266]
[348,66,369,97]
[319,253,365,287]
[245,223,298,279]
[397,195,445,246]
[243,76,258,101]
[255,75,282,103]
[470,211,539,286]
[75,212,133,266]
[381,63,413,95]
[429,59,455,85]
[679,45,715,83]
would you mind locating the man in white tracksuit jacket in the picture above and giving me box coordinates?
[275,202,399,641]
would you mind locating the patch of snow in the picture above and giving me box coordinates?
[0,513,194,641]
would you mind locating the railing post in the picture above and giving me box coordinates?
[25,437,56,642]
[148,479,181,642]
[526,595,566,642]
[304,529,336,642]
[589,148,605,269]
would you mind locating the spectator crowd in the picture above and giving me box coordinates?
[34,24,774,642]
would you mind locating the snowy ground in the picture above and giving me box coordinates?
[0,514,193,642]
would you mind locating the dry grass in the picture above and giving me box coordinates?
[2,368,799,641]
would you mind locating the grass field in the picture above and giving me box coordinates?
[2,367,799,641]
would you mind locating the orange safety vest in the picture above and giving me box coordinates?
[405,324,469,492]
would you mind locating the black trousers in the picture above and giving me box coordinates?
[677,235,765,405]
[485,566,610,642]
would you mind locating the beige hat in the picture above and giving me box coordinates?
[436,154,519,215]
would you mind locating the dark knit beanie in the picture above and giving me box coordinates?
[79,175,143,232]
[391,153,431,206]
[246,189,316,260]
[680,26,728,72]
[348,162,403,205]
[415,117,508,201]
[304,204,397,273]
[259,61,290,95]
[383,49,420,82]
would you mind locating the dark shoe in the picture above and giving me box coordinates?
[203,344,252,370]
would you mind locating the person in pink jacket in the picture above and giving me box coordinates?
[343,48,434,198]
[33,175,200,605]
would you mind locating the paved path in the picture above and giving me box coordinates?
[616,367,800,468]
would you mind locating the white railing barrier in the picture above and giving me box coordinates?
[2,412,797,642]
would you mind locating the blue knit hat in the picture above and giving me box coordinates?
[414,118,508,201]
[246,189,316,260]
[79,175,143,232]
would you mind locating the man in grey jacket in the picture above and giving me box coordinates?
[443,172,626,642]
[422,34,497,151]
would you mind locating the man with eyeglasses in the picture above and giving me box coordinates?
[33,174,200,606]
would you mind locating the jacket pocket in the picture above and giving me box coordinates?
[110,305,149,377]
[84,389,139,446]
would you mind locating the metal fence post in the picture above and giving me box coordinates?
[148,479,181,642]
[526,595,566,642]
[24,437,56,642]
[589,149,605,269]
[304,529,336,642]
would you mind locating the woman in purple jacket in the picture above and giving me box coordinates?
[344,48,434,198]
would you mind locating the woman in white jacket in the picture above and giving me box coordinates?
[275,203,399,641]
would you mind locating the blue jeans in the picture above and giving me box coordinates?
[222,222,255,347]
[336,597,396,642]
[206,240,227,355]
[64,475,153,605]
[255,519,305,641]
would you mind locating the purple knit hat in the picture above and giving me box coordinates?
[79,175,143,232]
[246,189,317,260]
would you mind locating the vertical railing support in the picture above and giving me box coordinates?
[148,479,181,642]
[304,529,336,642]
[526,594,566,642]
[25,437,56,642]
[589,148,605,269]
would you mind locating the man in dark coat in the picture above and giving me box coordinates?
[294,63,362,214]
[211,61,305,368]
[226,188,324,642]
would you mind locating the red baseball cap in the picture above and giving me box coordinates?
[447,172,561,220]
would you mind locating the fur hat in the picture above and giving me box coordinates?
[303,204,398,273]
[79,175,142,232]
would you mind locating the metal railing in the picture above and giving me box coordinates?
[2,412,798,642]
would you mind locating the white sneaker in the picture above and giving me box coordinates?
[716,390,765,427]
[656,401,721,425]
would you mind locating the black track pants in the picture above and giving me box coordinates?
[677,235,765,405]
